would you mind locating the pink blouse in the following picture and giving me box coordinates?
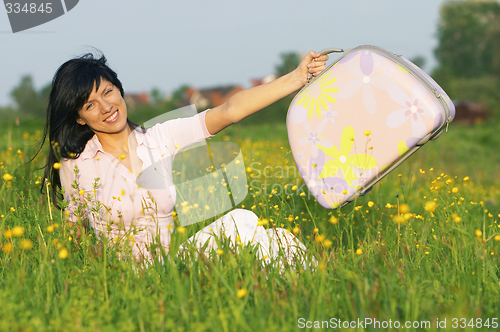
[60,110,213,259]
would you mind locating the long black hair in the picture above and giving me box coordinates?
[35,51,131,206]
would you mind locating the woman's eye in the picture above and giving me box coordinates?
[105,89,112,95]
[86,103,93,110]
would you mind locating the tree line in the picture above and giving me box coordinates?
[3,0,499,118]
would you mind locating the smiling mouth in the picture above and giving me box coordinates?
[104,110,119,122]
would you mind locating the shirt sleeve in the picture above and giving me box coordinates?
[151,109,214,156]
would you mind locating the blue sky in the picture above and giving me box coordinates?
[0,0,449,107]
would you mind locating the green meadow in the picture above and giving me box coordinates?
[1,106,500,331]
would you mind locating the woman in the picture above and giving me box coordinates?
[39,50,328,262]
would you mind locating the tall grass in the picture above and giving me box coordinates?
[1,114,499,331]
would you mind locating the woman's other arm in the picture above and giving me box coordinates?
[205,51,328,135]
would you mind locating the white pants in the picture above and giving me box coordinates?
[179,209,309,267]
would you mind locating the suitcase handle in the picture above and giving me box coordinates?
[307,48,344,81]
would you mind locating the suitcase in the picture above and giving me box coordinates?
[287,45,455,209]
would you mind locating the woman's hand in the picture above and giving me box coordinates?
[292,51,330,86]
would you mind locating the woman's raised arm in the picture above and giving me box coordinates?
[205,51,328,135]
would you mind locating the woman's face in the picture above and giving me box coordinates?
[76,78,128,134]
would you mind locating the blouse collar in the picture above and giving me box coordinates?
[79,127,158,160]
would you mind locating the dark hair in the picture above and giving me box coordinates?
[35,51,130,206]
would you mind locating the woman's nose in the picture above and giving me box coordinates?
[100,100,113,114]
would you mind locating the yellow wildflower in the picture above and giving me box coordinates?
[399,203,410,214]
[315,234,325,243]
[12,226,24,237]
[4,229,13,239]
[59,248,69,259]
[236,288,248,298]
[475,230,482,237]
[53,162,61,170]
[424,201,436,213]
[392,215,405,224]
[20,239,33,250]
[2,173,13,181]
[367,201,374,208]
[2,243,13,253]
[177,226,186,234]
[257,218,269,226]
[323,239,333,248]
[329,216,338,225]
[216,249,224,256]
[356,249,363,255]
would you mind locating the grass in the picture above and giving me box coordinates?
[1,109,500,331]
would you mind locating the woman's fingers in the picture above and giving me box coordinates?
[298,51,330,80]
[308,61,324,68]
[310,66,325,76]
[314,54,329,63]
[308,54,329,76]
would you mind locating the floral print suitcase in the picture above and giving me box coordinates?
[287,45,455,209]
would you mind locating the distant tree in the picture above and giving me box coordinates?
[434,0,500,78]
[275,52,301,77]
[10,75,50,116]
[410,56,426,70]
[171,85,188,104]
[150,87,164,106]
[40,82,52,105]
[160,84,189,111]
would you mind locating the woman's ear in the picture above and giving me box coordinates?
[76,118,86,125]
